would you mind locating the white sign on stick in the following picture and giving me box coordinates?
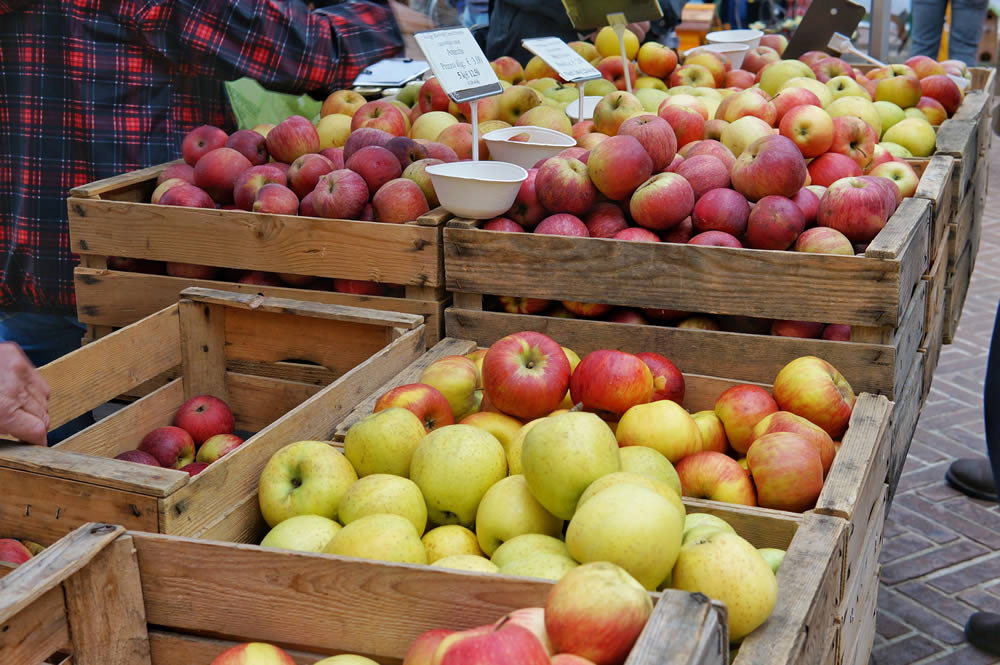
[414,27,503,103]
[521,37,602,83]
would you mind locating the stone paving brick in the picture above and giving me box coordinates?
[876,611,910,640]
[871,634,942,665]
[957,588,1000,615]
[883,503,961,545]
[881,532,935,563]
[897,580,980,627]
[877,587,967,644]
[928,554,1000,594]
[922,646,1000,664]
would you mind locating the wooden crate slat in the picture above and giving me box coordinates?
[226,372,324,434]
[913,154,955,255]
[837,487,886,665]
[70,198,443,286]
[683,500,800,549]
[626,593,728,665]
[891,278,928,403]
[39,304,181,430]
[55,380,184,457]
[936,118,980,204]
[148,631,328,665]
[68,162,176,199]
[158,326,426,537]
[886,353,925,509]
[64,535,152,665]
[943,244,973,344]
[178,299,230,402]
[446,227,907,327]
[0,585,69,664]
[444,308,898,396]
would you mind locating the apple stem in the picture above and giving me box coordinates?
[494,615,511,631]
[569,401,585,412]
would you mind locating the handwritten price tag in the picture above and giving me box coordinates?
[521,37,602,82]
[415,27,503,103]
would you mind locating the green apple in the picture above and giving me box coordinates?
[778,77,833,108]
[343,407,426,478]
[618,446,682,495]
[683,513,737,535]
[671,531,778,642]
[430,554,500,573]
[258,440,358,527]
[338,474,428,535]
[879,141,914,158]
[395,80,423,107]
[576,471,684,522]
[758,547,786,573]
[323,513,427,565]
[498,552,579,580]
[409,424,507,527]
[422,525,483,563]
[635,88,670,113]
[683,524,734,544]
[475,474,563,556]
[825,96,882,138]
[882,117,936,157]
[521,412,621,520]
[583,78,617,96]
[873,101,905,137]
[491,533,570,568]
[759,60,816,96]
[904,107,928,121]
[526,76,559,93]
[825,75,870,102]
[259,514,341,553]
[566,483,683,590]
[544,84,580,104]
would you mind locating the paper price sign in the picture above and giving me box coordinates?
[521,37,601,82]
[560,0,663,30]
[414,27,503,103]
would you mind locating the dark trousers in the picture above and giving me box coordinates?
[986,301,1000,490]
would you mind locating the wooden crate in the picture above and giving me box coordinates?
[68,162,451,347]
[329,328,889,634]
[0,522,730,665]
[918,239,949,401]
[886,348,925,509]
[912,155,955,258]
[0,288,428,546]
[835,485,886,665]
[942,153,989,343]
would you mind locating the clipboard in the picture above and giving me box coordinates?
[352,58,430,88]
[783,0,867,60]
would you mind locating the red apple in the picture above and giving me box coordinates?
[373,178,431,223]
[691,411,728,453]
[562,301,613,318]
[920,75,963,114]
[536,158,598,216]
[670,61,718,88]
[692,188,750,237]
[730,135,807,202]
[439,624,550,665]
[771,319,825,338]
[320,147,345,170]
[771,87,823,123]
[617,114,677,172]
[287,153,334,199]
[584,202,628,238]
[816,176,891,244]
[747,432,825,511]
[916,96,948,125]
[772,356,856,438]
[351,100,408,136]
[210,642,296,665]
[760,34,788,54]
[174,394,235,445]
[495,607,553,656]
[688,230,742,247]
[374,383,454,432]
[165,261,217,279]
[404,629,455,665]
[905,55,946,79]
[683,140,736,171]
[265,115,320,164]
[597,55,639,90]
[343,127,394,161]
[637,42,678,79]
[716,88,777,125]
[193,147,253,203]
[346,145,403,194]
[811,57,857,83]
[829,116,878,169]
[822,324,851,341]
[634,351,684,404]
[799,50,831,67]
[606,309,649,325]
[238,270,283,286]
[151,177,188,204]
[676,451,758,505]
[587,135,653,201]
[501,168,545,229]
[746,195,805,250]
[312,169,369,220]
[225,129,269,166]
[180,462,210,476]
[321,89,367,117]
[233,164,287,211]
[657,104,706,149]
[807,152,863,187]
[791,187,821,225]
[157,162,196,185]
[498,297,552,314]
[779,105,834,158]
[725,69,755,88]
[570,350,653,418]
[793,226,854,255]
[333,279,383,295]
[629,172,695,231]
[0,539,33,565]
[483,217,525,232]
[742,46,781,74]
[385,136,430,170]
[299,191,317,217]
[751,410,836,476]
[713,385,779,454]
[418,77,450,113]
[139,426,196,469]
[482,331,571,420]
[252,183,299,215]
[535,214,589,236]
[196,433,244,463]
[613,227,659,242]
[182,125,228,166]
[659,216,694,243]
[674,155,730,199]
[113,449,162,466]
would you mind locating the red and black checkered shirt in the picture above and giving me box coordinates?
[0,0,403,314]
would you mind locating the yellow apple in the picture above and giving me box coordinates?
[758,547,786,573]
[683,512,737,535]
[323,513,427,565]
[430,554,500,573]
[258,440,358,527]
[259,514,341,553]
[635,76,668,92]
[343,407,426,478]
[410,111,458,141]
[498,552,579,580]
[759,60,816,96]
[420,355,480,421]
[491,533,570,568]
[459,411,523,451]
[778,77,834,108]
[882,117,936,156]
[691,410,729,454]
[314,656,380,665]
[338,473,428,535]
[316,113,352,149]
[616,400,703,463]
[576,470,685,521]
[826,96,882,138]
[558,346,582,409]
[475,475,563,556]
[618,445,682,495]
[422,524,483,563]
[595,25,639,59]
[505,417,545,474]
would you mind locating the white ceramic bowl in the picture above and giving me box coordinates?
[706,28,765,50]
[565,95,604,121]
[482,126,577,170]
[686,43,751,69]
[426,161,528,219]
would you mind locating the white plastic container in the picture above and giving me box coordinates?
[482,126,577,170]
[565,95,603,122]
[426,161,528,219]
[706,28,765,51]
[686,43,751,69]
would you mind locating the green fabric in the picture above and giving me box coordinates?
[224,77,323,130]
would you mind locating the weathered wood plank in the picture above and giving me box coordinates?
[178,300,229,402]
[913,154,955,255]
[0,585,69,665]
[227,372,323,433]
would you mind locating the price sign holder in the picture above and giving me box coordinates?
[521,37,603,122]
[560,0,663,31]
[605,13,634,94]
[415,27,504,160]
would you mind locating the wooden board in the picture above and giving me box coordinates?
[919,240,949,399]
[886,354,925,510]
[837,487,886,665]
[943,244,973,344]
[445,197,931,328]
[912,154,955,256]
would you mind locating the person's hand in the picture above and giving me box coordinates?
[0,343,49,445]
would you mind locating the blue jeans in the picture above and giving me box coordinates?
[910,0,989,66]
[462,5,489,28]
[985,301,1000,491]
[0,312,94,444]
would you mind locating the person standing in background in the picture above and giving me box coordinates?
[910,0,989,65]
[0,0,402,442]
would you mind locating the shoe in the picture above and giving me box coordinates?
[946,458,998,502]
[966,612,1000,655]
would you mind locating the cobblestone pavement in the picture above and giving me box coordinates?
[871,140,1000,664]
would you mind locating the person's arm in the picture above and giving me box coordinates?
[131,0,404,95]
[0,343,49,446]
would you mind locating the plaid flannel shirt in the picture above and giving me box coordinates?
[0,0,403,314]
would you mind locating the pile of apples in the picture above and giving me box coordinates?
[210,561,664,665]
[0,537,42,565]
[113,395,242,476]
[253,330,861,641]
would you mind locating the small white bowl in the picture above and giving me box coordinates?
[482,126,577,170]
[686,43,751,69]
[426,161,528,219]
[706,28,765,50]
[565,95,604,121]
